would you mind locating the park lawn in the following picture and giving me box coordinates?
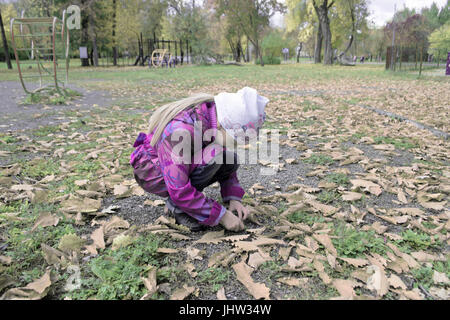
[0,63,449,300]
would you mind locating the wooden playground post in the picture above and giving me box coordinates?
[180,39,184,65]
[186,40,189,64]
[175,41,178,65]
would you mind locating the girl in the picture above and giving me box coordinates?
[130,87,269,232]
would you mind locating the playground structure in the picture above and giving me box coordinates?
[10,10,70,94]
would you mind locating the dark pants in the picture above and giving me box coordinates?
[166,151,239,213]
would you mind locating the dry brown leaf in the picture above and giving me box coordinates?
[232,261,270,300]
[216,287,227,300]
[388,274,407,290]
[248,252,271,269]
[1,270,52,300]
[157,248,179,254]
[194,230,225,244]
[342,191,363,201]
[312,233,337,256]
[339,257,369,268]
[332,279,356,299]
[141,267,157,298]
[432,271,450,285]
[91,226,105,250]
[0,255,12,265]
[41,244,64,266]
[170,284,195,300]
[31,212,59,232]
[366,265,389,297]
[277,277,308,287]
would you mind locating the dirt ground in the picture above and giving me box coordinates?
[0,64,449,301]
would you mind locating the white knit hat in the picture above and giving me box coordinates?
[214,87,269,141]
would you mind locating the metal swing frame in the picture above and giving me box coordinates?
[10,10,70,94]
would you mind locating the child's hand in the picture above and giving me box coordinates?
[220,210,245,232]
[228,200,249,221]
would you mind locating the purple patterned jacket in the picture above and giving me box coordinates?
[130,101,245,226]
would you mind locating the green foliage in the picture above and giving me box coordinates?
[332,224,387,258]
[77,234,172,300]
[396,230,443,252]
[256,56,281,65]
[20,158,60,179]
[22,88,81,106]
[326,173,349,186]
[374,136,418,150]
[197,268,231,292]
[304,154,334,165]
[411,266,434,290]
[317,190,341,204]
[287,210,325,226]
[262,30,287,59]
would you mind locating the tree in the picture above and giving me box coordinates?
[312,0,335,65]
[0,7,12,69]
[215,0,286,66]
[287,0,369,64]
[429,22,450,66]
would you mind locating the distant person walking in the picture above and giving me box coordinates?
[282,48,289,62]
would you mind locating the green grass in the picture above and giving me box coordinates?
[325,173,350,186]
[395,230,443,252]
[20,158,60,179]
[374,136,419,150]
[332,224,388,258]
[69,234,179,300]
[197,268,231,292]
[287,210,326,226]
[317,190,341,204]
[304,154,334,166]
[22,88,81,105]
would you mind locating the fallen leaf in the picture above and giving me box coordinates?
[366,265,389,297]
[141,267,157,298]
[91,227,105,250]
[248,252,271,269]
[312,233,337,256]
[388,274,407,290]
[232,261,270,300]
[170,284,195,300]
[339,257,369,268]
[216,287,227,300]
[342,191,363,201]
[432,271,449,285]
[31,212,59,232]
[332,279,356,299]
[1,270,52,300]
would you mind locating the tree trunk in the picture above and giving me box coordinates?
[256,42,264,67]
[314,0,333,65]
[89,13,98,67]
[0,9,12,69]
[415,44,418,70]
[236,39,242,62]
[81,1,90,66]
[419,43,424,77]
[399,46,403,71]
[314,25,323,64]
[112,0,118,66]
[320,14,333,64]
[297,43,302,63]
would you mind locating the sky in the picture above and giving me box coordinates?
[272,0,448,28]
[368,0,448,26]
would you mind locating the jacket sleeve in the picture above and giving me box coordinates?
[220,171,245,202]
[156,125,226,226]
